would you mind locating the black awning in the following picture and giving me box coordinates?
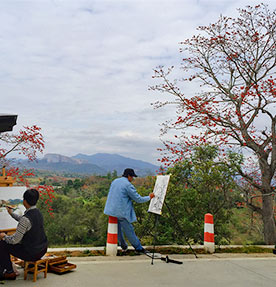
[0,114,18,133]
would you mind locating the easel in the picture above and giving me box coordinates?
[0,228,16,235]
[147,203,197,265]
[143,174,197,265]
[149,213,160,265]
[148,213,184,265]
[164,201,198,259]
[0,166,15,187]
[0,166,17,235]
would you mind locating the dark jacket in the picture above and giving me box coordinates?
[21,208,48,255]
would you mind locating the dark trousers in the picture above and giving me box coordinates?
[0,241,47,274]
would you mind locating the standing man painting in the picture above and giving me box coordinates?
[0,189,48,280]
[104,168,154,253]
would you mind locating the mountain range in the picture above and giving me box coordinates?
[18,153,159,176]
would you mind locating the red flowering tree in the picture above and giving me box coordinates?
[0,125,55,216]
[151,4,276,243]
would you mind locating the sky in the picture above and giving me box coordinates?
[1,0,275,165]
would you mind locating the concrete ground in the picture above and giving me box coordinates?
[2,253,276,287]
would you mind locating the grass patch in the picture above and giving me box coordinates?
[47,250,105,257]
[215,246,272,254]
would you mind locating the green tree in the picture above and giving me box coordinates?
[136,146,241,245]
[39,194,107,246]
[167,146,241,244]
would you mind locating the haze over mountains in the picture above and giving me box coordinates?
[19,153,159,176]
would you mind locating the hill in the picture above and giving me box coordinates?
[18,153,158,176]
[73,153,158,176]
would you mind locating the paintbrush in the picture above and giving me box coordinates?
[0,200,17,210]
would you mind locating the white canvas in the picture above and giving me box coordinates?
[148,175,170,215]
[0,186,26,230]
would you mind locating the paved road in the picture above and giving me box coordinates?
[3,254,276,287]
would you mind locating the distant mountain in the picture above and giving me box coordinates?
[73,153,158,176]
[20,153,106,175]
[43,153,87,165]
[18,153,158,176]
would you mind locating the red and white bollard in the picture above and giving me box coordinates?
[204,213,215,253]
[106,216,118,256]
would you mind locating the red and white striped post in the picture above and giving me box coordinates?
[204,213,215,253]
[106,216,118,256]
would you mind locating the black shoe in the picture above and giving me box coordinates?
[1,271,16,280]
[121,247,129,255]
[136,248,150,254]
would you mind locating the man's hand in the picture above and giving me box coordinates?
[149,193,155,199]
[0,232,6,240]
[6,206,13,215]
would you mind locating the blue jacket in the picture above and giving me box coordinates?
[104,177,150,223]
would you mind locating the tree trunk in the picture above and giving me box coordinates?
[262,195,276,244]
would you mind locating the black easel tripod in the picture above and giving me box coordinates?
[146,213,183,265]
[164,201,198,259]
[146,201,198,265]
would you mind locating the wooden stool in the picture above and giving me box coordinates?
[24,258,48,282]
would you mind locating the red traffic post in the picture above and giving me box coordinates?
[204,213,215,253]
[106,216,118,256]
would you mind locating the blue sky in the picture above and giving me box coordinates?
[1,0,275,164]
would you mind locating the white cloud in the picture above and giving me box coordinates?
[1,0,275,164]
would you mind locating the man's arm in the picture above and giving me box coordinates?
[127,184,154,203]
[1,216,31,245]
[6,206,22,222]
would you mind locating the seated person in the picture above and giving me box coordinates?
[0,188,48,280]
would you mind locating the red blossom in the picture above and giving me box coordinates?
[0,125,55,216]
[151,4,276,243]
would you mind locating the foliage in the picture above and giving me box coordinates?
[35,166,265,247]
[38,194,107,245]
[38,173,115,246]
[151,4,276,244]
[228,208,264,245]
[135,146,242,245]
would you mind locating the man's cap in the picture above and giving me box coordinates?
[122,168,138,177]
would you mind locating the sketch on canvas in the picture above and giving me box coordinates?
[0,186,26,230]
[148,175,170,215]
